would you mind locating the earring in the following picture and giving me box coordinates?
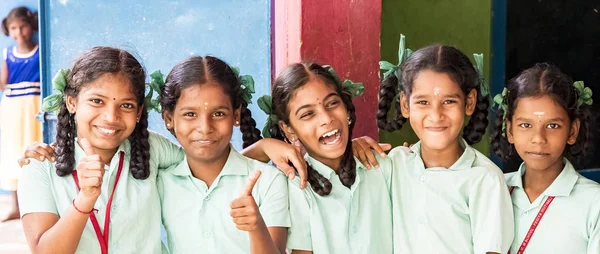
[235,120,239,125]
[166,123,171,128]
[347,117,352,125]
[136,117,140,123]
[290,137,297,143]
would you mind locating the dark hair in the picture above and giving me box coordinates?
[269,63,357,196]
[2,7,38,36]
[491,63,593,163]
[159,56,262,148]
[377,44,490,145]
[55,46,151,179]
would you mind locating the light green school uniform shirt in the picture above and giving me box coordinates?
[18,131,184,254]
[387,139,514,254]
[505,158,600,254]
[286,154,394,254]
[158,145,290,254]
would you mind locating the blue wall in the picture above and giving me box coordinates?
[41,0,272,149]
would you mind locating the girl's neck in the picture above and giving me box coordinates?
[307,151,342,172]
[92,148,118,166]
[420,139,463,169]
[15,42,36,54]
[187,149,231,188]
[522,158,564,202]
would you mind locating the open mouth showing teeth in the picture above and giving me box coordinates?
[319,129,341,145]
[96,127,117,135]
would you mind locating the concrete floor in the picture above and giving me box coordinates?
[0,194,30,254]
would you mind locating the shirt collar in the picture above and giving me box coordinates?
[74,137,129,170]
[508,158,578,197]
[170,145,249,177]
[411,138,475,170]
[304,154,367,181]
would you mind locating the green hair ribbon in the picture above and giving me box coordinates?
[492,87,508,136]
[473,53,490,97]
[257,95,279,138]
[42,69,70,114]
[145,70,166,113]
[379,34,413,83]
[231,66,256,105]
[322,65,365,98]
[573,81,593,107]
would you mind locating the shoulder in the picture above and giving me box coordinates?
[387,146,414,164]
[21,158,55,180]
[469,147,505,179]
[573,174,600,203]
[148,130,176,147]
[244,155,287,186]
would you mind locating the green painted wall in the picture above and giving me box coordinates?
[379,0,492,155]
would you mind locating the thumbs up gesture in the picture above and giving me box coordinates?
[76,138,105,200]
[230,170,264,232]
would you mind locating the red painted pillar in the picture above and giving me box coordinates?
[273,0,382,140]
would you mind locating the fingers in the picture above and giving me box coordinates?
[352,139,373,169]
[276,163,296,181]
[18,158,30,168]
[361,136,387,157]
[79,138,96,156]
[287,150,307,189]
[239,171,261,197]
[28,143,56,162]
[379,143,392,151]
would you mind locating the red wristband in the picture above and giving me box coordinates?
[72,199,97,214]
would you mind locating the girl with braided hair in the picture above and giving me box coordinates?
[359,43,514,253]
[492,64,599,253]
[17,46,184,253]
[243,62,394,254]
[157,56,289,253]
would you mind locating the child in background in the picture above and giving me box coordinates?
[492,63,600,253]
[0,6,41,222]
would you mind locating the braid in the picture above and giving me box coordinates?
[377,74,406,132]
[54,105,76,176]
[491,108,515,160]
[269,121,332,196]
[128,109,151,179]
[239,102,263,148]
[567,105,594,162]
[306,162,333,196]
[338,91,357,188]
[462,87,489,145]
[1,18,7,36]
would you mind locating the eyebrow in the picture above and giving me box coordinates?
[178,105,231,112]
[294,92,338,116]
[412,93,461,100]
[515,117,565,122]
[89,93,136,102]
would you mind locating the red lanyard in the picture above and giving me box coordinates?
[508,186,555,254]
[72,152,125,254]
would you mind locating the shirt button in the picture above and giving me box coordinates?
[353,226,358,233]
[203,232,211,238]
[204,195,211,201]
[420,175,427,182]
